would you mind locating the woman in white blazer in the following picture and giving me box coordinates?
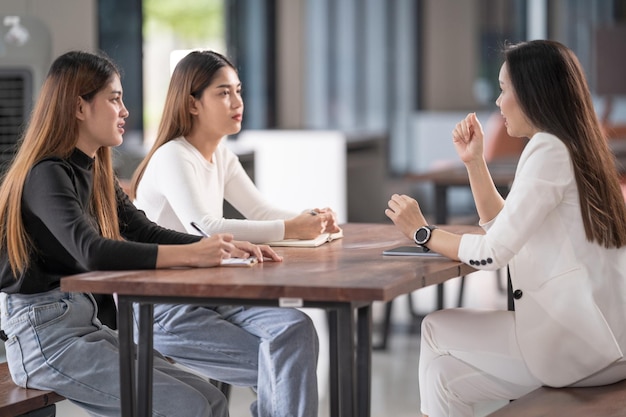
[386,40,626,417]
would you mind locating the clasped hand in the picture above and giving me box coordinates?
[284,208,341,240]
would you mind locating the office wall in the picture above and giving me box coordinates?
[276,0,305,129]
[0,0,96,60]
[422,0,479,111]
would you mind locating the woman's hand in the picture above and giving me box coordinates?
[314,207,341,233]
[157,233,241,268]
[232,240,283,262]
[193,234,245,266]
[284,208,340,240]
[385,194,428,240]
[158,234,281,268]
[453,112,485,164]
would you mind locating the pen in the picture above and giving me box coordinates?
[309,210,318,216]
[190,221,210,237]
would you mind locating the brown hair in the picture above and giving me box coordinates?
[0,51,122,275]
[129,50,235,199]
[505,40,626,247]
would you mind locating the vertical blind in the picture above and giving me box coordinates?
[0,69,31,168]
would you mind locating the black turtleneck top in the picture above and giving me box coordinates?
[0,148,200,295]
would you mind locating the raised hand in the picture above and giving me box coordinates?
[384,194,427,240]
[452,112,485,164]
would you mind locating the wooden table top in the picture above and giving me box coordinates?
[61,223,479,303]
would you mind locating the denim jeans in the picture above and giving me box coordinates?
[1,289,228,417]
[135,303,319,417]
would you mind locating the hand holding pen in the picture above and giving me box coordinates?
[309,208,340,234]
[190,222,282,263]
[190,221,246,259]
[284,208,339,239]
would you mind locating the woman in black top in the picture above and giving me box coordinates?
[0,51,276,416]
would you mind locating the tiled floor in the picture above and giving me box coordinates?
[48,269,509,416]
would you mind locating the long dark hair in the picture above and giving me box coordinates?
[129,50,235,199]
[0,51,122,275]
[505,40,626,247]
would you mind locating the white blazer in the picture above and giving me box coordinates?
[459,132,626,387]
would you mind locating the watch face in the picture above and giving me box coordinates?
[415,227,429,243]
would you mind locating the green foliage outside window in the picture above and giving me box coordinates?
[143,0,224,42]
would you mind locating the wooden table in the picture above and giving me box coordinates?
[61,223,478,417]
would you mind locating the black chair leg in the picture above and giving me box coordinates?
[507,267,515,312]
[373,299,394,351]
[17,405,56,417]
[408,291,426,318]
[496,267,507,294]
[456,276,466,307]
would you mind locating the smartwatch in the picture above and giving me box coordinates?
[413,225,438,251]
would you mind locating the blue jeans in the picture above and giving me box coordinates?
[1,290,228,417]
[135,304,319,417]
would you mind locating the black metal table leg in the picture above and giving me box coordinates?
[356,305,372,417]
[328,309,339,417]
[117,298,136,417]
[434,184,449,310]
[137,303,154,417]
[337,305,355,417]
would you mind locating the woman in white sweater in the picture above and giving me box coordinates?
[129,50,340,417]
[386,40,626,417]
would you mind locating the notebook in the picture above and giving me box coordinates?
[220,257,258,267]
[265,229,344,248]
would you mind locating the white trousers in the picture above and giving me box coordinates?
[419,308,626,417]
